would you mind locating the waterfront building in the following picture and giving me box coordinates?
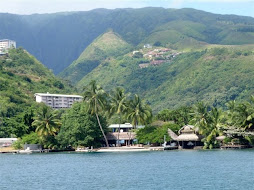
[0,39,16,52]
[107,123,144,146]
[34,92,83,109]
[176,125,202,149]
[0,138,18,147]
[168,125,203,149]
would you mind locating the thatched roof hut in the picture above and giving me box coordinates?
[177,134,200,141]
[167,128,178,141]
[177,125,201,142]
[168,125,203,149]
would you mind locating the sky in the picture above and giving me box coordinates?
[0,0,253,17]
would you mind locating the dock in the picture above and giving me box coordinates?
[149,146,178,151]
[0,147,19,154]
[221,145,250,150]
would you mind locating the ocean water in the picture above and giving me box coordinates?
[0,150,254,190]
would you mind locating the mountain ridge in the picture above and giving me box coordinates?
[1,7,254,73]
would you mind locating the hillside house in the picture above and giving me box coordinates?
[144,44,152,48]
[0,39,16,53]
[139,63,150,68]
[150,60,165,65]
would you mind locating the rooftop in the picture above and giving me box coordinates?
[108,123,145,129]
[178,125,196,134]
[34,93,83,98]
[0,39,15,42]
[177,134,200,141]
[109,123,133,129]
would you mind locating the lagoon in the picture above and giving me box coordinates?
[1,150,254,190]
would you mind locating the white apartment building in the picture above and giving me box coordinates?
[0,39,16,52]
[34,93,83,109]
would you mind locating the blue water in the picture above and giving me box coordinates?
[0,150,254,190]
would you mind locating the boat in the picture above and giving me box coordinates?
[75,147,91,152]
[19,147,42,154]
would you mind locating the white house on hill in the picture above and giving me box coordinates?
[0,39,16,53]
[34,92,83,109]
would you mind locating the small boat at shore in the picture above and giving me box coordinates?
[18,147,42,154]
[75,147,93,152]
[19,149,32,154]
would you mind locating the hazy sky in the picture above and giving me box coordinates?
[0,0,253,17]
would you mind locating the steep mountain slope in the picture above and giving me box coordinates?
[0,48,74,118]
[76,45,254,112]
[1,8,254,73]
[59,31,132,84]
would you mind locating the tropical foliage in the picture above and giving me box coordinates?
[126,94,152,127]
[32,105,61,137]
[2,47,254,150]
[137,98,254,149]
[83,80,110,147]
[76,45,254,112]
[0,48,73,139]
[137,123,180,145]
[57,103,107,148]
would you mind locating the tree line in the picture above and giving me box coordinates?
[153,98,254,149]
[10,80,152,149]
[2,80,254,150]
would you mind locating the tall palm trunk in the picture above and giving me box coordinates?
[96,113,109,147]
[117,116,121,147]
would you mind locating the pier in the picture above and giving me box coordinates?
[221,145,250,150]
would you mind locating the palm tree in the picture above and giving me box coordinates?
[205,107,225,149]
[234,102,254,130]
[83,80,109,147]
[191,102,211,135]
[109,87,129,146]
[127,94,152,128]
[191,102,222,149]
[32,105,61,138]
[126,94,152,145]
[226,96,254,131]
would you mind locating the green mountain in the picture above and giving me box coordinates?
[0,48,74,119]
[2,8,254,113]
[1,8,254,73]
[59,31,132,84]
[75,45,254,112]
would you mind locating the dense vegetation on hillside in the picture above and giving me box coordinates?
[1,8,254,73]
[0,48,74,138]
[75,45,254,112]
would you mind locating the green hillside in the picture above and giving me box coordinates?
[1,8,254,73]
[75,45,254,112]
[59,31,132,84]
[0,48,74,133]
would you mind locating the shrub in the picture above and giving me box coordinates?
[12,139,23,149]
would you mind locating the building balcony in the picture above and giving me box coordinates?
[107,132,136,140]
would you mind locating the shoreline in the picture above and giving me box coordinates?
[1,146,253,154]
